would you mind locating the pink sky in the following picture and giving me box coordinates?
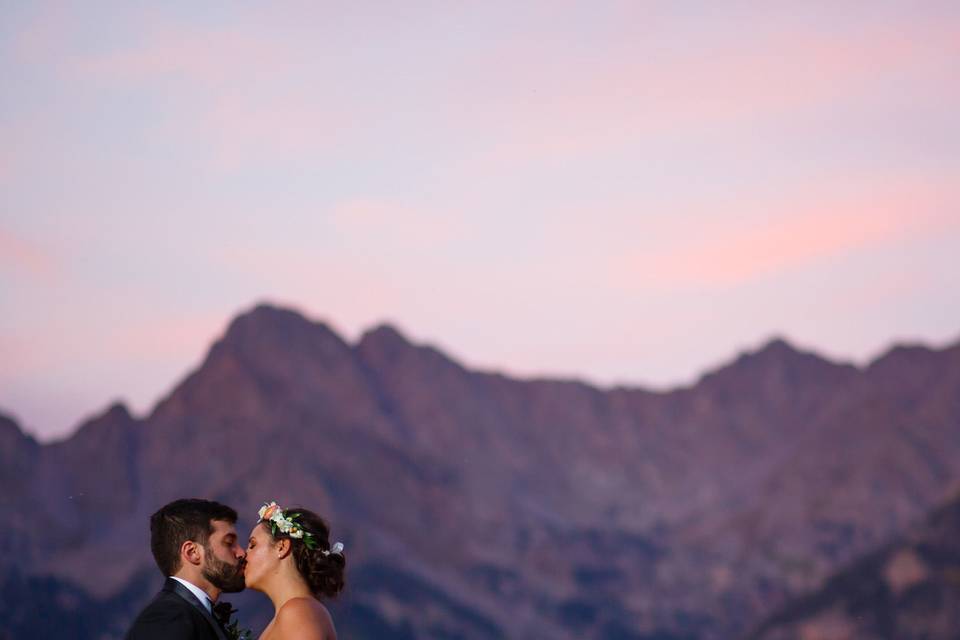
[2,2,959,440]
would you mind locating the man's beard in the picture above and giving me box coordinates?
[202,548,246,593]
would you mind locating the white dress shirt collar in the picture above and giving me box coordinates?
[170,576,214,613]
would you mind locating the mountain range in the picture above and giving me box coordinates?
[1,303,959,639]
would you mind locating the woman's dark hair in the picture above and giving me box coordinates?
[264,507,345,598]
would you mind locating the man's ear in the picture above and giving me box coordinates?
[276,538,292,559]
[180,540,204,567]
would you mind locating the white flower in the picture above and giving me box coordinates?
[259,502,281,521]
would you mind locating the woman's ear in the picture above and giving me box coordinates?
[276,538,292,559]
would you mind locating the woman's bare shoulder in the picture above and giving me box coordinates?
[275,597,336,639]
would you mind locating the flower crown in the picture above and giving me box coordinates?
[257,501,344,557]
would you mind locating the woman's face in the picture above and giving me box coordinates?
[244,523,278,590]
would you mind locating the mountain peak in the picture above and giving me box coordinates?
[150,303,358,423]
[223,303,335,342]
[864,341,949,396]
[355,322,468,385]
[868,342,937,370]
[698,335,856,393]
[214,302,351,364]
[737,335,843,369]
[67,401,138,445]
[756,336,796,355]
[358,323,412,352]
[102,402,132,421]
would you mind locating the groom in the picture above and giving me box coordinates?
[126,498,247,640]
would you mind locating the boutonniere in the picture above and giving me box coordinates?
[213,601,252,640]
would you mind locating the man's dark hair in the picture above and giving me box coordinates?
[150,498,238,576]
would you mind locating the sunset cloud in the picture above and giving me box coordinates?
[609,178,959,288]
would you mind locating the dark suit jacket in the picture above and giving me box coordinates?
[126,578,228,640]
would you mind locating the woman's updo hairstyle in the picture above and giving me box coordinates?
[263,507,345,598]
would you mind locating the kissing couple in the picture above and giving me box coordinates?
[126,498,346,640]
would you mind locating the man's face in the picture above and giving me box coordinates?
[201,519,246,593]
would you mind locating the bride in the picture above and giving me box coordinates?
[244,502,346,640]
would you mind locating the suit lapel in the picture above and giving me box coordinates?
[162,578,229,640]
